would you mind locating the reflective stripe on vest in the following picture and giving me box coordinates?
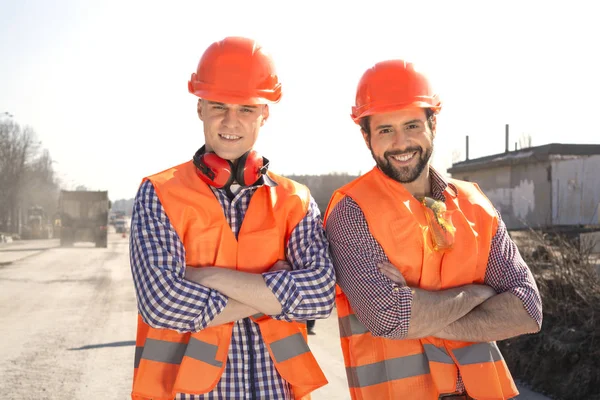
[453,342,503,365]
[324,167,518,400]
[136,337,223,367]
[134,346,142,368]
[132,162,327,399]
[423,344,455,365]
[251,314,327,399]
[249,313,315,363]
[338,314,370,337]
[347,353,430,388]
[270,333,311,363]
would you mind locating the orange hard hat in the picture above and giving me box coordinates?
[188,36,282,104]
[351,60,441,124]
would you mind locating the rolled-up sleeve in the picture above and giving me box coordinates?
[263,198,336,321]
[326,196,413,339]
[485,211,543,329]
[130,180,227,333]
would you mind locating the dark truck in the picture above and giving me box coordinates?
[58,190,110,247]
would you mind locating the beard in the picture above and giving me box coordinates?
[371,144,433,183]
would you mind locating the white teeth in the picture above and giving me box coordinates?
[220,134,240,140]
[392,152,415,162]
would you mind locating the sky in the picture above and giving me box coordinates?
[1,0,599,201]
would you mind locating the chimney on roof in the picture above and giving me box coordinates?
[505,124,509,153]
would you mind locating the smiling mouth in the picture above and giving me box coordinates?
[219,134,241,141]
[389,151,417,163]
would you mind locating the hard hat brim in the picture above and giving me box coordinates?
[189,86,281,105]
[351,101,441,124]
[188,76,282,105]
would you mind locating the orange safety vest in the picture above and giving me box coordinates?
[323,167,519,400]
[132,161,328,400]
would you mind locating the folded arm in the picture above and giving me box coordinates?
[185,266,284,315]
[327,197,497,340]
[130,180,228,333]
[379,213,543,342]
[406,283,496,339]
[327,197,415,339]
[205,299,259,327]
[188,198,337,321]
[434,291,539,341]
[263,199,336,321]
[433,214,542,341]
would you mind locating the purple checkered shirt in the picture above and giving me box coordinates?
[325,167,542,393]
[130,175,336,400]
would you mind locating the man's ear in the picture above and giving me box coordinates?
[361,129,371,150]
[260,104,270,126]
[430,114,437,139]
[197,99,204,120]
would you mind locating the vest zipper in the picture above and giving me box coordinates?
[244,317,256,400]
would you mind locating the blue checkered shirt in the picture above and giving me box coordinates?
[130,177,336,400]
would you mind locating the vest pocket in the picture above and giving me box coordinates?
[450,341,518,399]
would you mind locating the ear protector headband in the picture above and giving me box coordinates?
[192,146,270,188]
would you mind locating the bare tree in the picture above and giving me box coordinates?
[285,173,359,214]
[452,149,463,163]
[0,120,60,235]
[19,148,60,228]
[0,121,37,233]
[518,132,533,149]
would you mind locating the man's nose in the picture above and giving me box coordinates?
[392,130,409,149]
[222,109,239,127]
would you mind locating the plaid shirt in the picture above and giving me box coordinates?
[325,167,543,392]
[130,177,336,400]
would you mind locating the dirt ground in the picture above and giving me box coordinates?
[0,233,551,399]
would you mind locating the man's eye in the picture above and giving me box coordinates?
[379,128,392,134]
[241,108,254,113]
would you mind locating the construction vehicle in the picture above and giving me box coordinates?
[21,206,52,240]
[109,210,126,225]
[114,219,128,234]
[58,190,110,248]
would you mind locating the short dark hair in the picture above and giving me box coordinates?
[360,108,436,137]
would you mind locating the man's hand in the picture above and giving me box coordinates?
[269,260,292,272]
[184,265,284,315]
[374,260,496,339]
[184,265,292,328]
[378,261,407,286]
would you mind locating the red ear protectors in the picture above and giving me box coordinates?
[193,146,270,188]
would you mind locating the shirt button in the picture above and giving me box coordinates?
[392,285,400,293]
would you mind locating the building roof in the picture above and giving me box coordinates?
[448,143,600,173]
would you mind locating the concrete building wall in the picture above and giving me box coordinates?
[509,162,552,229]
[449,149,600,230]
[552,155,600,225]
[451,162,550,230]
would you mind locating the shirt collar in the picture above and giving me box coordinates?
[429,167,457,201]
[209,172,278,197]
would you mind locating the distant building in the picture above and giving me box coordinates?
[448,143,600,230]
